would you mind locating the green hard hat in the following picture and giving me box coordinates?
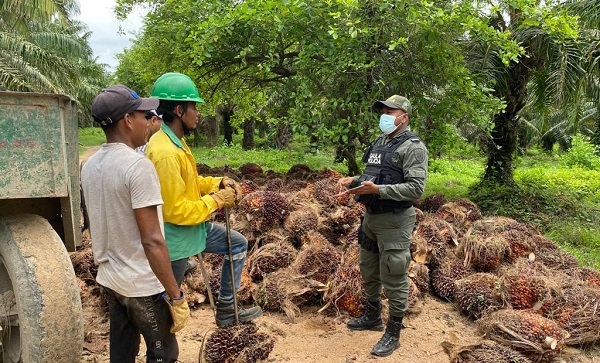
[151,72,204,103]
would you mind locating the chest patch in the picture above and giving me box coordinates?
[367,152,382,165]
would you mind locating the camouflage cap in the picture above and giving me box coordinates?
[373,95,412,116]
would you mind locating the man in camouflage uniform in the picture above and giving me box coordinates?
[338,95,428,357]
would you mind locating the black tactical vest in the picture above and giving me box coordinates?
[356,131,419,208]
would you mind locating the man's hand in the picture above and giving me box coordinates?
[220,176,243,203]
[212,188,236,209]
[163,291,190,333]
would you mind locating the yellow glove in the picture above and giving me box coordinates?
[163,291,190,333]
[211,188,236,209]
[220,176,243,203]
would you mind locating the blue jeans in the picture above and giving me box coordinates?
[104,287,178,363]
[171,222,247,303]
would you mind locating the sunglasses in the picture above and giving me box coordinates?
[145,110,162,120]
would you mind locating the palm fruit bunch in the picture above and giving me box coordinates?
[298,229,330,249]
[279,178,309,193]
[407,278,423,315]
[263,177,284,192]
[444,340,532,363]
[413,216,458,267]
[436,198,482,231]
[238,162,263,176]
[458,219,510,272]
[329,206,362,228]
[311,177,348,207]
[286,163,313,180]
[283,206,320,239]
[253,274,289,313]
[453,198,483,221]
[292,238,340,284]
[239,190,289,231]
[238,179,259,195]
[408,261,430,296]
[530,234,559,251]
[248,242,297,281]
[204,323,275,363]
[499,259,549,310]
[323,264,365,317]
[540,286,600,345]
[316,168,342,181]
[415,193,448,213]
[338,228,360,247]
[503,273,546,310]
[252,268,322,321]
[430,257,474,301]
[341,242,360,267]
[570,266,600,289]
[454,273,502,319]
[478,309,569,362]
[499,222,537,262]
[532,245,579,270]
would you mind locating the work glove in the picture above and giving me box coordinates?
[220,176,243,203]
[211,188,236,209]
[162,290,190,333]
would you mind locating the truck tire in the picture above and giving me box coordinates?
[0,214,84,363]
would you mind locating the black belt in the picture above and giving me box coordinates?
[366,204,412,214]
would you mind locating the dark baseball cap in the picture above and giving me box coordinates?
[92,85,159,126]
[373,95,412,116]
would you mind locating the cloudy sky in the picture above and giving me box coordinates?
[75,1,146,71]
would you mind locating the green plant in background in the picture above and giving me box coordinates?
[191,142,347,174]
[78,127,105,152]
[559,134,600,170]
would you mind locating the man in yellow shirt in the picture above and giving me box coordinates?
[146,72,262,328]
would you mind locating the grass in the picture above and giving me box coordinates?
[78,127,105,153]
[78,128,600,268]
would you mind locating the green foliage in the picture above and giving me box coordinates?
[78,127,105,149]
[426,158,484,200]
[190,141,346,174]
[548,223,600,269]
[559,134,600,170]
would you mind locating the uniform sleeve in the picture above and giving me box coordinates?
[153,155,218,225]
[129,158,163,209]
[378,140,428,201]
[197,175,222,196]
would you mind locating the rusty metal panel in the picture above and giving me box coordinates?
[0,92,73,199]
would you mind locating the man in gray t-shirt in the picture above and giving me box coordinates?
[81,85,189,363]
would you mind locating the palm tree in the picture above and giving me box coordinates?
[1,0,107,122]
[462,3,588,185]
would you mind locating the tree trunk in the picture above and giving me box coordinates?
[218,105,235,146]
[257,119,267,138]
[483,60,536,185]
[203,115,219,147]
[242,118,255,150]
[274,122,292,149]
[484,112,519,185]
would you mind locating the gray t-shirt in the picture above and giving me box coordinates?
[81,143,164,297]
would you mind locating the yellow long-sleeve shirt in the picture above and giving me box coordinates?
[146,123,222,260]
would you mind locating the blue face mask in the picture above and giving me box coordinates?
[379,114,397,135]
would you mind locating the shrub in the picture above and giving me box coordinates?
[560,134,600,170]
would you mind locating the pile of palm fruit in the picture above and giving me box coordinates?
[71,162,600,363]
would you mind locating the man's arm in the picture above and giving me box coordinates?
[134,205,181,299]
[379,142,428,201]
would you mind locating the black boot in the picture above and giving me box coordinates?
[371,316,402,357]
[215,300,263,328]
[347,300,384,331]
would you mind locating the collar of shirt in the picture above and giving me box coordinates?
[160,123,185,149]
